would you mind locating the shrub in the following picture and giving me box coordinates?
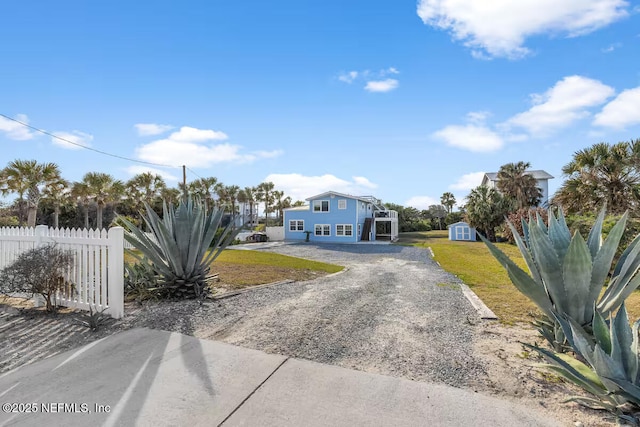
[0,245,75,312]
[124,260,160,303]
[501,207,548,244]
[120,198,239,300]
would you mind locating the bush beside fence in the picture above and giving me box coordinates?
[0,225,124,318]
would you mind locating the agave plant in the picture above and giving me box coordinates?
[482,208,640,351]
[525,304,640,423]
[120,198,239,299]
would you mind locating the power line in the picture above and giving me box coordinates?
[0,113,180,169]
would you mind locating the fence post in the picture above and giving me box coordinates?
[32,225,49,308]
[107,227,125,319]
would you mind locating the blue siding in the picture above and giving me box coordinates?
[284,195,363,243]
[448,222,476,241]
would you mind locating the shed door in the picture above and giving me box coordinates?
[456,226,470,240]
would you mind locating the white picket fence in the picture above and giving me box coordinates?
[0,225,124,319]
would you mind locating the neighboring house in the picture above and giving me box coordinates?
[448,221,476,242]
[481,170,554,205]
[283,191,398,243]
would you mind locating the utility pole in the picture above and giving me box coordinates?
[182,165,187,197]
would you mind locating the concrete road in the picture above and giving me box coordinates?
[0,328,562,427]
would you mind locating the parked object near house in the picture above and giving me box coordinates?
[481,170,554,205]
[448,222,476,241]
[0,225,124,318]
[283,191,398,243]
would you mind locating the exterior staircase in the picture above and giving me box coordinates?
[361,218,372,241]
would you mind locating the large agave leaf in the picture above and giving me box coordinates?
[536,212,548,233]
[610,304,636,381]
[601,377,640,405]
[524,343,608,398]
[587,213,627,321]
[593,345,627,388]
[521,217,531,249]
[121,217,175,278]
[507,220,543,285]
[480,234,554,318]
[548,209,571,262]
[562,232,593,324]
[600,231,640,315]
[586,208,606,259]
[528,221,568,313]
[593,309,612,356]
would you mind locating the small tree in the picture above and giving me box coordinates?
[465,186,512,241]
[0,245,74,312]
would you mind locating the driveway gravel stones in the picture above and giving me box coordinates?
[137,242,489,388]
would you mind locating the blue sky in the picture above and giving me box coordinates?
[2,0,640,210]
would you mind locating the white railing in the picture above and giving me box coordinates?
[0,225,124,319]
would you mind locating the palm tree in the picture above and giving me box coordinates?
[496,161,542,209]
[160,187,181,206]
[554,140,640,215]
[0,160,62,227]
[71,181,92,229]
[126,172,166,223]
[80,172,125,229]
[465,186,512,242]
[238,186,257,227]
[42,178,70,228]
[440,192,456,214]
[273,191,291,224]
[256,181,275,226]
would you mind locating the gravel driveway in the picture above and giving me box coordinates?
[184,242,488,387]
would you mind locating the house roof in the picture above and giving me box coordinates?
[484,170,554,182]
[305,191,373,203]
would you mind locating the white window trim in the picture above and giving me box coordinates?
[336,224,353,237]
[315,224,331,236]
[289,220,304,232]
[338,199,347,210]
[313,200,330,213]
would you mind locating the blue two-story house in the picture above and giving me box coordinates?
[283,191,398,243]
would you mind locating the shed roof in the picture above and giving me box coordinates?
[447,221,472,228]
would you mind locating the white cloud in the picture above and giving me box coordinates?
[405,196,439,210]
[338,68,400,91]
[364,79,399,93]
[449,172,486,191]
[167,126,228,142]
[593,87,640,129]
[433,124,504,152]
[134,123,174,136]
[51,130,93,150]
[135,125,280,168]
[466,111,491,124]
[338,71,359,83]
[264,173,379,202]
[601,42,622,53]
[505,75,615,135]
[353,176,378,189]
[0,114,36,140]
[125,166,179,182]
[417,0,630,59]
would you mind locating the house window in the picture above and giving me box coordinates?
[315,224,330,236]
[313,200,329,212]
[338,199,347,210]
[289,220,304,232]
[358,223,361,238]
[336,224,353,236]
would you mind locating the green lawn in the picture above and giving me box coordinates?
[126,248,344,289]
[398,230,640,324]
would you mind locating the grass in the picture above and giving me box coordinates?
[125,248,344,290]
[398,230,640,324]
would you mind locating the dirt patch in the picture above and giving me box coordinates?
[211,263,330,290]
